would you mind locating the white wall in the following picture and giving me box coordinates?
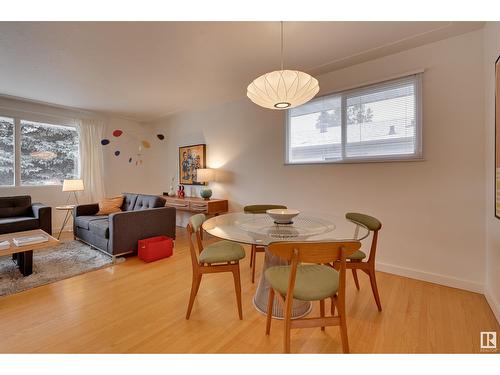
[0,96,145,232]
[147,30,486,293]
[483,22,500,323]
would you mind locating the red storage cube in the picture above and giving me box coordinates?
[138,236,174,263]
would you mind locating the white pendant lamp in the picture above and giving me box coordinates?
[247,22,319,110]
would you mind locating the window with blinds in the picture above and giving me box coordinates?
[285,73,422,164]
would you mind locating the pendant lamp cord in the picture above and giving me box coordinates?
[280,21,284,71]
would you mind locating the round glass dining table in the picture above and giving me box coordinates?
[202,212,370,319]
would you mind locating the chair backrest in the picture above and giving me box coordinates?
[345,212,381,263]
[0,195,32,218]
[267,241,361,264]
[121,193,166,211]
[244,204,287,214]
[186,213,206,269]
[267,241,361,302]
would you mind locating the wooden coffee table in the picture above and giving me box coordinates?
[0,229,59,276]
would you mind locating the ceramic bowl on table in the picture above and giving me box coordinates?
[266,209,300,224]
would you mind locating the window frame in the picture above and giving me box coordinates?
[0,111,80,188]
[284,73,423,165]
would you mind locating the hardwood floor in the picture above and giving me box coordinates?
[0,228,498,353]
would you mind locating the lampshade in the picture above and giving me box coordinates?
[62,179,84,192]
[196,168,216,183]
[247,70,319,110]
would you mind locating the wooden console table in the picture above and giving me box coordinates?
[163,196,228,237]
[163,196,228,215]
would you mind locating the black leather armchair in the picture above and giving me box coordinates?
[0,195,52,235]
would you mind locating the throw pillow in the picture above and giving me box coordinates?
[97,196,124,215]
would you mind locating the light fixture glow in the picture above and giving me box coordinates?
[274,102,291,108]
[247,22,319,110]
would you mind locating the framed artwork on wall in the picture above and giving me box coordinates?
[496,56,500,218]
[179,144,207,185]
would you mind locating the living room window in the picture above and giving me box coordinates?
[285,73,422,164]
[0,116,15,186]
[20,120,80,186]
[0,116,80,187]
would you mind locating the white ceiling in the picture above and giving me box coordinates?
[0,21,484,122]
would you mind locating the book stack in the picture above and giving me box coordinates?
[12,234,49,247]
[0,240,10,250]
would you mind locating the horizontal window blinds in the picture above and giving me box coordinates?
[286,73,422,164]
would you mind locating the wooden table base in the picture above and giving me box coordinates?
[12,250,34,276]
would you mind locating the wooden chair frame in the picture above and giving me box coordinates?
[346,219,382,311]
[185,222,243,320]
[249,243,264,283]
[244,204,287,283]
[265,241,361,353]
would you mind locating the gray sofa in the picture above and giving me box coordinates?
[0,195,52,235]
[73,193,176,257]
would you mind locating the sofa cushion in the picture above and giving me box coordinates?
[97,196,124,215]
[88,218,110,239]
[75,215,108,230]
[132,194,166,210]
[0,216,40,235]
[0,196,32,218]
[121,194,138,211]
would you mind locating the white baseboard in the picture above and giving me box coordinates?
[485,287,500,324]
[376,261,484,294]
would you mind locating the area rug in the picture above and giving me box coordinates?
[0,240,120,297]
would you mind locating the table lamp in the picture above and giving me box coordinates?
[62,179,84,205]
[196,169,215,200]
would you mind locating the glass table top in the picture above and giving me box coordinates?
[202,212,370,246]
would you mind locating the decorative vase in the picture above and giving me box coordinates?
[200,188,212,200]
[168,178,176,196]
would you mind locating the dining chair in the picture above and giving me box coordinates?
[185,213,246,320]
[344,212,383,311]
[264,240,361,353]
[243,204,287,283]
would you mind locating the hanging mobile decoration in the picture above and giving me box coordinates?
[135,145,143,166]
[100,130,165,166]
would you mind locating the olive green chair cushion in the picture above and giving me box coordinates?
[346,212,381,231]
[244,204,287,214]
[265,264,339,301]
[199,240,245,264]
[347,249,367,260]
[189,213,206,232]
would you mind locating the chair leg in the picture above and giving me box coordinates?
[337,294,349,353]
[368,268,382,311]
[265,288,275,335]
[331,295,336,316]
[352,268,360,290]
[232,265,243,320]
[251,250,257,283]
[250,244,255,268]
[186,273,202,320]
[319,299,326,331]
[283,297,292,354]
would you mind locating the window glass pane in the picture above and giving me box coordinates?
[288,95,342,163]
[345,79,416,158]
[285,74,421,164]
[20,120,79,186]
[0,116,15,186]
